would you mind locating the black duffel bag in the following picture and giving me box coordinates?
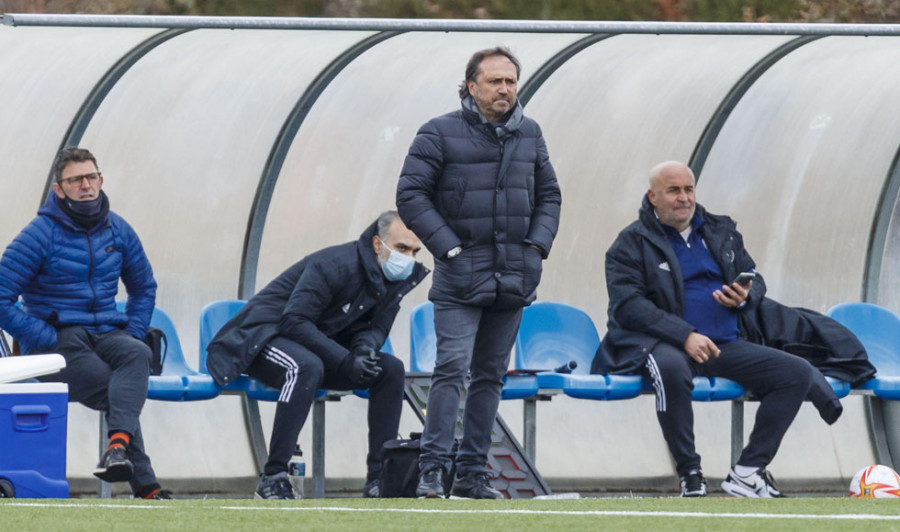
[379,432,456,498]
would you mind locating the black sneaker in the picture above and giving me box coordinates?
[135,489,174,500]
[254,472,296,500]
[680,469,707,497]
[93,446,134,483]
[450,472,504,499]
[147,489,174,500]
[721,467,786,498]
[362,478,381,498]
[416,468,445,499]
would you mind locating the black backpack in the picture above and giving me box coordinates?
[144,327,167,376]
[379,433,456,497]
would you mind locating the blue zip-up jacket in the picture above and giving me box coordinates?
[0,193,157,354]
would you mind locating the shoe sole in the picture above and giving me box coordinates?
[416,492,443,499]
[721,480,762,498]
[93,463,133,483]
[254,493,296,500]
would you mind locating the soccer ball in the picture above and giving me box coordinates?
[849,465,900,498]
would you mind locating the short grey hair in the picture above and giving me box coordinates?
[376,210,401,240]
[52,146,98,183]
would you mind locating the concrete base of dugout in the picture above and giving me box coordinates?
[66,475,850,498]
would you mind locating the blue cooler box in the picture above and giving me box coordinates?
[0,382,69,498]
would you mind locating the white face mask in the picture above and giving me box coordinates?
[378,237,415,281]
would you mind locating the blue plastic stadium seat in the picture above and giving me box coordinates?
[116,302,219,401]
[825,376,852,398]
[515,302,642,400]
[198,299,318,400]
[827,302,900,399]
[409,301,539,400]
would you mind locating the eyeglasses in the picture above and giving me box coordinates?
[58,173,101,187]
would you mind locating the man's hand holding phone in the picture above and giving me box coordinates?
[713,272,755,308]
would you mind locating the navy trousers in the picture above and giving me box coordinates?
[246,335,405,479]
[644,339,815,476]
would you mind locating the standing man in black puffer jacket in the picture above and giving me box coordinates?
[397,46,561,499]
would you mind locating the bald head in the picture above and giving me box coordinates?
[649,161,695,189]
[647,161,696,232]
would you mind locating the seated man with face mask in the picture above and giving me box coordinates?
[206,211,427,499]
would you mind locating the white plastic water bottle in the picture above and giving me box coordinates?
[288,445,305,498]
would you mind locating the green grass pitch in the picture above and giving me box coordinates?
[3,497,900,532]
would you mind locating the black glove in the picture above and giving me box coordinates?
[339,346,381,386]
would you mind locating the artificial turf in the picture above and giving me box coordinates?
[3,496,900,532]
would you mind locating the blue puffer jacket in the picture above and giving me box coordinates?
[0,193,157,354]
[396,97,561,309]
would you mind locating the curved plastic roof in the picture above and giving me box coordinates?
[1,22,898,484]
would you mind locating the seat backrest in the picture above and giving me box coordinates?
[409,301,436,372]
[827,302,900,376]
[381,336,395,356]
[515,301,600,375]
[116,301,189,375]
[198,300,247,373]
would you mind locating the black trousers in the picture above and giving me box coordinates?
[643,339,814,476]
[246,335,405,479]
[37,326,158,491]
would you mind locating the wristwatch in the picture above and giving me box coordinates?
[446,246,462,259]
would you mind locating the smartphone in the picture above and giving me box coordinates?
[732,272,756,286]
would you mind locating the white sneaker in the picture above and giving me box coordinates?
[721,467,785,498]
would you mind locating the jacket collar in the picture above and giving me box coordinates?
[357,221,387,291]
[356,222,430,292]
[460,95,524,138]
[38,192,111,234]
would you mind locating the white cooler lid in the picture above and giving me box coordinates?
[0,354,66,384]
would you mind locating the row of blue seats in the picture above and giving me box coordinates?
[98,299,900,496]
[413,301,900,403]
[143,300,900,405]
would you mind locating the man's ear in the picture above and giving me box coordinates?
[372,235,382,256]
[646,189,656,207]
[52,182,66,199]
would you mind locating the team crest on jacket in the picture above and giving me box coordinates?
[341,303,351,314]
[658,261,671,272]
[724,250,735,263]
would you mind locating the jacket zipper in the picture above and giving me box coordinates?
[87,232,97,318]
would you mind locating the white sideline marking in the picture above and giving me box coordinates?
[7,502,900,522]
[3,503,165,509]
[219,506,900,521]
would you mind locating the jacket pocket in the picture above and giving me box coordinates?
[435,248,474,299]
[521,244,543,297]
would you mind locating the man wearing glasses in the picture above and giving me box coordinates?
[0,147,169,499]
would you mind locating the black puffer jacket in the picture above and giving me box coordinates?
[396,97,561,309]
[206,222,428,386]
[592,198,764,375]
